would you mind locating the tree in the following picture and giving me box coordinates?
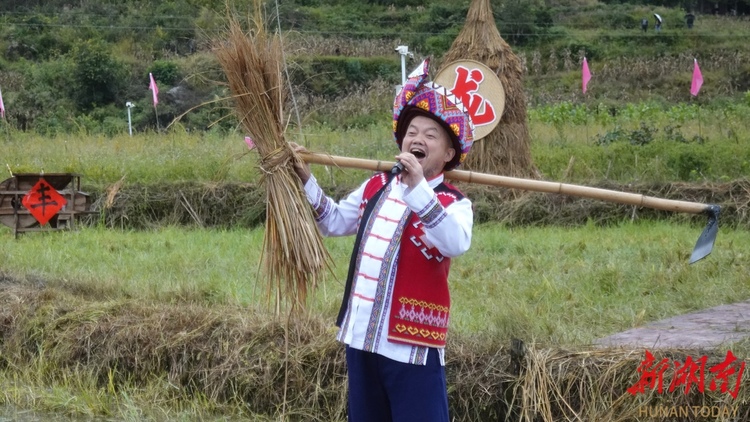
[72,40,125,110]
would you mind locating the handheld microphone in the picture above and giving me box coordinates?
[391,161,404,175]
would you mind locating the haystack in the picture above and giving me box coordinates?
[441,0,539,180]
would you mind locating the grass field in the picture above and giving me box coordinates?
[3,100,750,188]
[1,220,748,420]
[2,220,747,346]
[2,103,750,420]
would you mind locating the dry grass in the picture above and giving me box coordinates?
[1,278,748,421]
[82,178,750,230]
[0,279,347,421]
[513,344,749,422]
[213,3,331,312]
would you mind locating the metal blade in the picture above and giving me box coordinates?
[689,205,720,264]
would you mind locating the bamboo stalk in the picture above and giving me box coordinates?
[300,152,712,215]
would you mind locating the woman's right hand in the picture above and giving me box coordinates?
[289,142,311,185]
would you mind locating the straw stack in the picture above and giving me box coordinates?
[441,0,539,180]
[214,5,330,312]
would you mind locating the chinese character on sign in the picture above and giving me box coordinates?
[21,178,67,226]
[628,350,746,399]
[449,65,497,126]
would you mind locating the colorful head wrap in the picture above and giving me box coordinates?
[393,58,475,171]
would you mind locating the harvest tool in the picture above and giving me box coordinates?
[298,151,720,264]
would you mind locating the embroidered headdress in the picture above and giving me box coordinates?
[393,58,475,171]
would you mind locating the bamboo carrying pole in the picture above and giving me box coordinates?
[300,152,720,263]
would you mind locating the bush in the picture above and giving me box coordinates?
[72,40,126,110]
[667,149,709,181]
[149,60,181,86]
[290,56,399,98]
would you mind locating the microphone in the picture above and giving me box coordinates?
[391,161,404,175]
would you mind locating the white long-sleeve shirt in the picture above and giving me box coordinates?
[304,172,472,365]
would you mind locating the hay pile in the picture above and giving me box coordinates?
[90,179,750,230]
[0,278,347,420]
[1,278,748,421]
[441,0,539,180]
[212,5,331,311]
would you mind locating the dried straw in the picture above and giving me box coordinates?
[512,343,747,422]
[441,0,539,180]
[213,4,330,312]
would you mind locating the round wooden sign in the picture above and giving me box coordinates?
[434,60,505,141]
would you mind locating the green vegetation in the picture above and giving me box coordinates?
[1,0,749,134]
[4,102,750,188]
[1,221,749,420]
[2,1,750,419]
[3,222,747,344]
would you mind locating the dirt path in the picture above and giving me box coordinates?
[595,300,750,349]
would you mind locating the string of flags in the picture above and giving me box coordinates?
[580,56,703,97]
[0,61,711,124]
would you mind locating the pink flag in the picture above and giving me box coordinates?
[582,57,592,94]
[0,86,5,119]
[690,59,703,96]
[149,73,159,107]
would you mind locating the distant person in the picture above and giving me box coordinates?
[654,14,663,32]
[685,12,695,29]
[641,18,649,32]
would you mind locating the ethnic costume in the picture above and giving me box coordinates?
[301,58,475,422]
[304,171,472,364]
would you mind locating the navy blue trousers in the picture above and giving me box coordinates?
[345,346,449,422]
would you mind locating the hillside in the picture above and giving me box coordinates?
[0,0,748,134]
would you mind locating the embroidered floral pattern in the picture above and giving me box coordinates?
[396,297,450,328]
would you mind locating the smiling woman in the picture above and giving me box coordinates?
[398,114,455,180]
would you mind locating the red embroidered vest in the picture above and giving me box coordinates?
[358,173,464,348]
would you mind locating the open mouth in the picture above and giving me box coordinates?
[410,149,426,159]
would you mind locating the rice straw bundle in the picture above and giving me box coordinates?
[441,0,539,180]
[214,5,330,312]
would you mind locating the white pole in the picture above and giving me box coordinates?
[395,45,410,95]
[400,53,407,86]
[126,102,134,136]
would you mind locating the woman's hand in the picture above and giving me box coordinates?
[394,152,424,189]
[289,142,312,185]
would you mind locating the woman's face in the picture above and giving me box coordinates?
[401,115,455,179]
